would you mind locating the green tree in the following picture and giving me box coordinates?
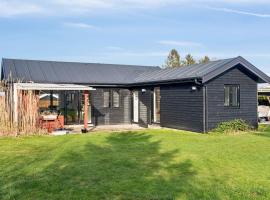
[199,56,210,64]
[164,49,181,68]
[184,54,196,66]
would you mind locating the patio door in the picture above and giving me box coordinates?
[133,91,139,123]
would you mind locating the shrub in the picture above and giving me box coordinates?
[214,119,252,134]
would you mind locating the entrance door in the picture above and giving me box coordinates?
[133,91,139,123]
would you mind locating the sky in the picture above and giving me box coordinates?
[0,0,270,73]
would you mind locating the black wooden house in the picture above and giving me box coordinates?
[1,56,269,132]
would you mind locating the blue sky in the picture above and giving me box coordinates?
[0,0,270,73]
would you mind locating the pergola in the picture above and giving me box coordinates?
[13,83,96,131]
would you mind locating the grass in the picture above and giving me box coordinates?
[0,128,270,200]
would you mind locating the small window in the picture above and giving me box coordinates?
[224,85,240,107]
[113,91,120,108]
[103,91,110,108]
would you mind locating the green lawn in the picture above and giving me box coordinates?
[0,127,270,200]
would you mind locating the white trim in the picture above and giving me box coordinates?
[133,91,139,123]
[14,83,96,91]
[13,83,18,124]
[153,89,157,122]
[153,87,160,123]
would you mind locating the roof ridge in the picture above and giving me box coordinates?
[2,57,159,69]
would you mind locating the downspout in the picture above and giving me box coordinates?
[194,78,206,133]
[203,85,208,133]
[194,78,202,86]
[194,78,207,133]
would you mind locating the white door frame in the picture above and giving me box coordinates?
[153,87,160,123]
[133,91,139,123]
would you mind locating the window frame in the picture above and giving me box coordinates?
[153,87,161,123]
[224,84,240,108]
[112,90,120,108]
[103,90,110,108]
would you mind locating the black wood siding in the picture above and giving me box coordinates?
[138,89,152,128]
[160,83,204,132]
[91,88,132,125]
[206,67,258,131]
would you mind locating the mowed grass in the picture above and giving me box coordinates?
[0,127,270,200]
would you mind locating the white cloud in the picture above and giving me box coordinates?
[158,40,203,47]
[0,1,43,17]
[1,0,270,17]
[53,0,270,9]
[207,6,270,18]
[63,22,97,29]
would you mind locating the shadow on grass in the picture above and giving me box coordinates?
[1,132,221,200]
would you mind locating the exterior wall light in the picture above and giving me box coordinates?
[191,86,197,91]
[142,89,146,93]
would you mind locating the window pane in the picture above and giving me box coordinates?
[103,91,110,107]
[231,86,239,107]
[113,91,120,108]
[224,85,240,107]
[224,86,230,106]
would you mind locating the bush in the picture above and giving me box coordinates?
[214,119,252,134]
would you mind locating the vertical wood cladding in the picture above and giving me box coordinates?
[91,88,132,125]
[206,67,258,131]
[138,89,152,128]
[160,83,204,132]
[90,65,258,132]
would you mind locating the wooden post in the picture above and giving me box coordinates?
[83,90,89,131]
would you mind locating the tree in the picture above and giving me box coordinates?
[164,50,211,68]
[199,56,210,64]
[184,54,196,66]
[164,49,181,68]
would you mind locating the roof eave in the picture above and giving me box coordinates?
[128,77,203,87]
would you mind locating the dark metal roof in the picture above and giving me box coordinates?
[1,56,269,85]
[134,56,270,84]
[1,58,160,85]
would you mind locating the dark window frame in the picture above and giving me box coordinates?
[224,84,240,108]
[103,89,121,108]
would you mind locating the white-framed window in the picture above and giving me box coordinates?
[224,85,240,108]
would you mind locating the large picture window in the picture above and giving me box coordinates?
[224,85,240,107]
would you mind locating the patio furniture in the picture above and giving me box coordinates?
[39,115,64,133]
